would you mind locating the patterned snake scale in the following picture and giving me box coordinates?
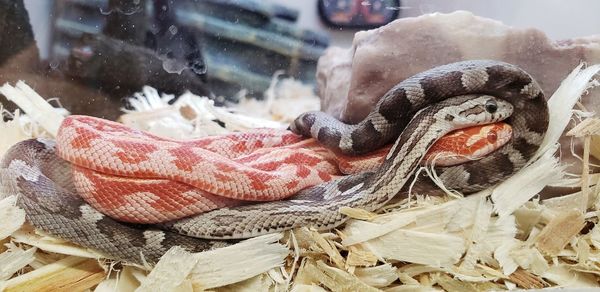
[0,60,549,265]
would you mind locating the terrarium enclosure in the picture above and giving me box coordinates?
[1,1,600,291]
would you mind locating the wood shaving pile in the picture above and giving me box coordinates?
[2,66,600,291]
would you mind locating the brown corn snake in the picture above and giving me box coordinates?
[0,60,549,264]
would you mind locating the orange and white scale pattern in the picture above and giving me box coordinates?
[55,116,511,224]
[423,123,513,166]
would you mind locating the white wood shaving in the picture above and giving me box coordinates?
[536,63,600,157]
[188,233,288,290]
[0,243,36,281]
[0,196,25,241]
[1,62,600,290]
[10,229,104,260]
[0,81,67,137]
[353,264,398,287]
[136,246,198,292]
[491,148,566,217]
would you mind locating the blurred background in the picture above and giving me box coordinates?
[25,0,600,53]
[2,0,600,120]
[264,0,600,46]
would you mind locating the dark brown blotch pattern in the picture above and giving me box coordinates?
[350,120,384,153]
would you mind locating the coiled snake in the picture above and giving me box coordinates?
[0,60,549,265]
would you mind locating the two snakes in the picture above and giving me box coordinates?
[0,60,549,265]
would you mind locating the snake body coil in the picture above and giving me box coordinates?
[0,60,549,264]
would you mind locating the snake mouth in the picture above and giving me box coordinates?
[422,122,513,167]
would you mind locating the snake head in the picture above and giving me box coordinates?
[443,95,514,128]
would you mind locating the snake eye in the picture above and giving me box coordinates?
[485,100,498,113]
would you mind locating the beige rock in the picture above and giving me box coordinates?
[316,47,354,121]
[318,11,600,123]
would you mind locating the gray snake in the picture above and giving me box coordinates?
[0,60,549,265]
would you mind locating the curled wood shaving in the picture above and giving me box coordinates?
[435,273,501,292]
[543,191,594,213]
[137,234,288,291]
[339,207,379,221]
[0,111,33,158]
[0,243,36,281]
[510,247,549,275]
[122,86,176,113]
[294,260,379,292]
[542,265,599,287]
[342,233,379,268]
[290,283,328,292]
[119,107,197,139]
[486,215,518,265]
[348,226,466,267]
[460,196,493,270]
[507,268,547,289]
[589,225,600,250]
[10,227,104,260]
[188,233,288,290]
[341,195,479,247]
[491,149,565,217]
[513,204,543,240]
[95,266,143,292]
[567,118,600,137]
[136,246,197,292]
[0,81,66,137]
[0,196,25,241]
[353,264,398,288]
[306,230,346,270]
[219,273,278,291]
[535,209,586,256]
[537,63,600,155]
[2,256,105,291]
[237,75,321,124]
[493,239,520,275]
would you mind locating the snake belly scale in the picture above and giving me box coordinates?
[0,60,549,265]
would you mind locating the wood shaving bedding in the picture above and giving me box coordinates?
[0,64,600,291]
